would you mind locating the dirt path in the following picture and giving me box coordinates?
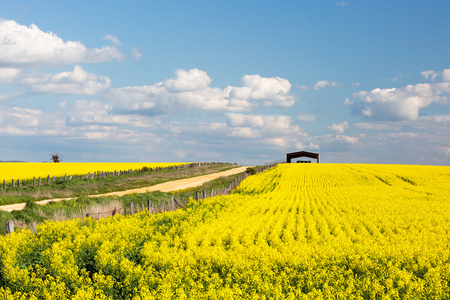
[0,166,250,212]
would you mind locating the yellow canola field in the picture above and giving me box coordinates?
[1,164,450,299]
[0,162,190,182]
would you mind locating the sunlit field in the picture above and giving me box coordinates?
[1,163,449,299]
[0,162,190,182]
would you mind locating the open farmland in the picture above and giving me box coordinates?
[0,162,191,183]
[1,164,450,299]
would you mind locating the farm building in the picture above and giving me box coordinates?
[286,151,319,163]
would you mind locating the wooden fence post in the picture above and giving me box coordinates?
[3,180,5,190]
[147,200,151,211]
[5,221,14,234]
[171,196,175,210]
[112,207,117,216]
[38,177,41,186]
[86,213,90,218]
[18,179,21,188]
[173,198,180,209]
[130,202,135,215]
[33,177,36,187]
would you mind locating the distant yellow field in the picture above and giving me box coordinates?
[0,162,190,182]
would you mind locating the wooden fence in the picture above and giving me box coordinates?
[3,163,279,234]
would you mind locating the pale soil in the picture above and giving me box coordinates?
[0,166,250,212]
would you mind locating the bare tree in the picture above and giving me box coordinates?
[51,152,62,163]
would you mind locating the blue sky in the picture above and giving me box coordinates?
[0,0,449,165]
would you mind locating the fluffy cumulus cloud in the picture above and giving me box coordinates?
[21,65,111,95]
[229,75,295,107]
[421,68,450,82]
[328,121,349,134]
[164,68,212,92]
[0,19,125,67]
[313,80,339,90]
[227,114,293,131]
[0,68,21,83]
[108,68,295,113]
[103,34,122,46]
[348,70,450,121]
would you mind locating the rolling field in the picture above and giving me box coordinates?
[1,164,449,299]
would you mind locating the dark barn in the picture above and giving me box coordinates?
[286,151,319,163]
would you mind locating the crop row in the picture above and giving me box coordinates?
[0,164,449,299]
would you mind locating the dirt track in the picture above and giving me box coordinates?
[0,166,250,212]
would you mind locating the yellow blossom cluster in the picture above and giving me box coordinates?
[0,164,449,299]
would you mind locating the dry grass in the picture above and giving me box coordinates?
[82,200,124,219]
[47,200,124,222]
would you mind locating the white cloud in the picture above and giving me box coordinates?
[66,100,152,127]
[22,65,111,95]
[443,69,450,82]
[107,69,295,113]
[230,74,295,107]
[0,106,43,135]
[0,19,125,67]
[225,113,308,149]
[320,134,358,146]
[131,48,142,62]
[313,80,339,90]
[421,68,450,82]
[229,127,259,138]
[328,121,349,134]
[103,34,122,46]
[421,70,440,81]
[349,79,450,121]
[164,68,212,92]
[0,68,21,83]
[227,114,292,130]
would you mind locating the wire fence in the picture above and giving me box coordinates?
[3,163,281,235]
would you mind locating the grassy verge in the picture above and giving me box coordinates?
[0,169,249,235]
[0,163,237,206]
